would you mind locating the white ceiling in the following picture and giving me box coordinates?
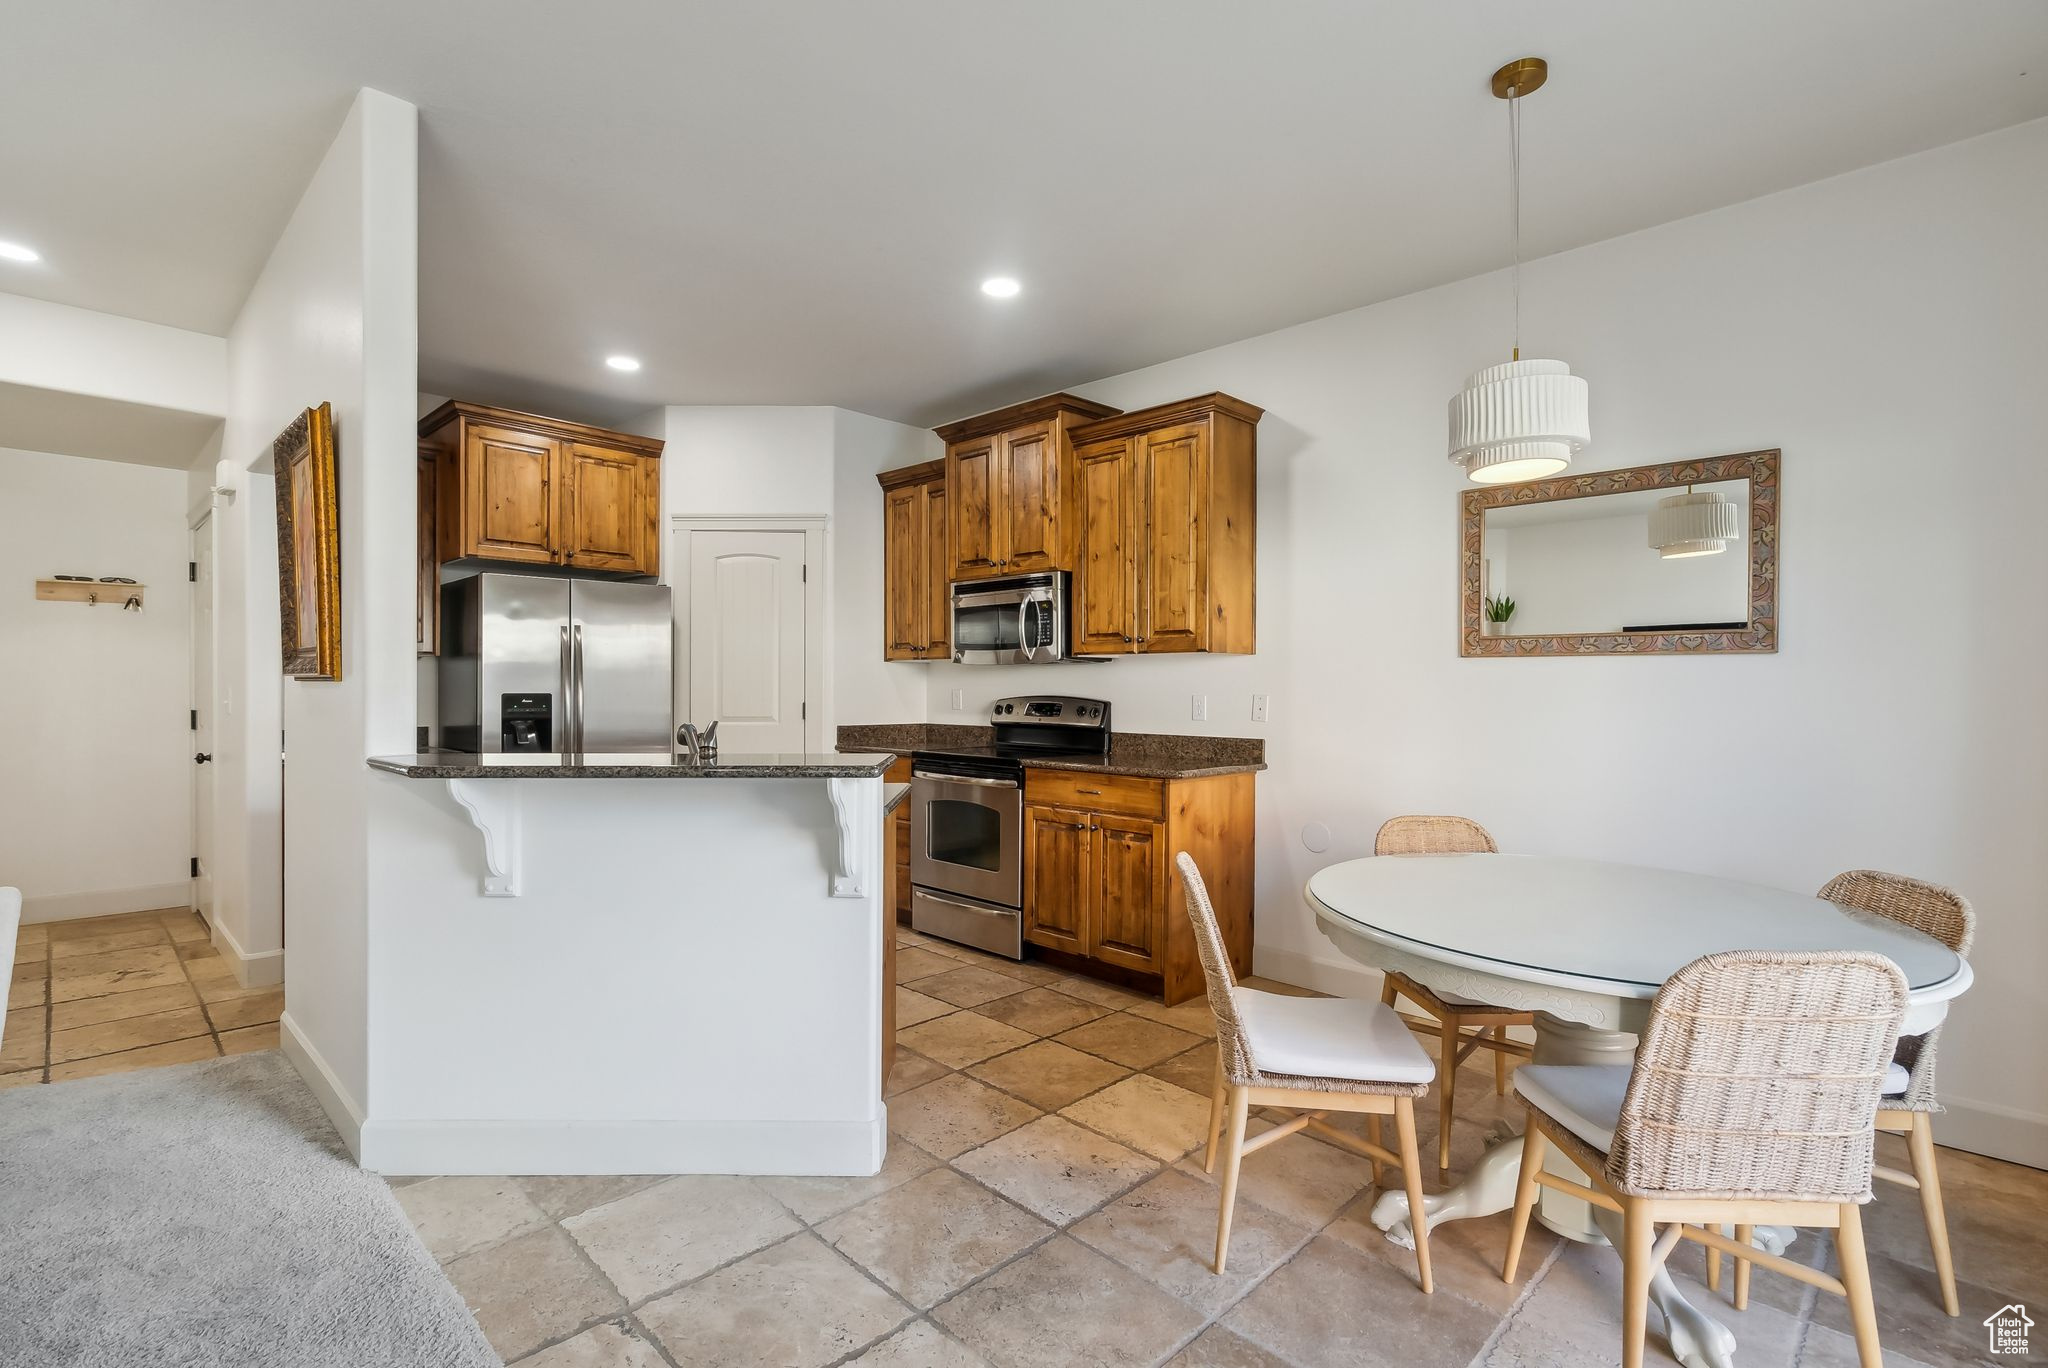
[0,383,221,470]
[4,2,2044,427]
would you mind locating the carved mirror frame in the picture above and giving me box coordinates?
[1460,448,1779,657]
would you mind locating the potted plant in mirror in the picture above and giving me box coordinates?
[1484,594,1516,637]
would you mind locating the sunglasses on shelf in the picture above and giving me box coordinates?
[99,576,137,584]
[54,574,93,581]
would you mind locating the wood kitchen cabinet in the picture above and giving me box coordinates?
[1021,767,1254,1005]
[419,401,664,582]
[934,393,1121,583]
[1071,394,1262,655]
[888,756,913,918]
[877,461,949,661]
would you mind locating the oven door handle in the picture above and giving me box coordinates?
[916,890,1018,920]
[912,770,1020,789]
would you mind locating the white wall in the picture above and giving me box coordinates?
[210,88,418,1142]
[0,448,192,920]
[662,405,935,743]
[829,409,938,737]
[923,119,2048,1165]
[0,292,225,417]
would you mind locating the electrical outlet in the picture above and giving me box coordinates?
[950,688,966,712]
[1251,694,1270,722]
[1191,694,1208,722]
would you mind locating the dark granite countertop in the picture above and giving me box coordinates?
[368,750,896,779]
[835,724,1264,779]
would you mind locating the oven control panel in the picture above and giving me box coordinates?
[988,695,1111,729]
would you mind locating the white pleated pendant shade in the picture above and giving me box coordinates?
[1648,491,1742,558]
[1448,359,1591,484]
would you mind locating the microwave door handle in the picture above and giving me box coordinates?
[1017,600,1036,662]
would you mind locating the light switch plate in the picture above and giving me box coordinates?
[950,688,965,711]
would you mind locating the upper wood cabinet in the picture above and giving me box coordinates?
[877,460,950,661]
[419,401,664,578]
[934,393,1121,583]
[1070,394,1262,655]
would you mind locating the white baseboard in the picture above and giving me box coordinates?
[281,1011,365,1161]
[359,1113,888,1177]
[20,881,191,925]
[1935,1095,2048,1171]
[211,915,285,988]
[1253,944,1383,999]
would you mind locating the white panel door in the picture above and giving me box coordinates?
[686,531,808,753]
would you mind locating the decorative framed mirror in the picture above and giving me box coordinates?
[1460,449,1778,657]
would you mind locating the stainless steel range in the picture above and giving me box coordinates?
[909,694,1112,958]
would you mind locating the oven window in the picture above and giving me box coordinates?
[928,799,1003,871]
[954,602,1023,653]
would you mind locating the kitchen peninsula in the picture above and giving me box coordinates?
[351,750,900,1177]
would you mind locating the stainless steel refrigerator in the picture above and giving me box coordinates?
[438,573,673,754]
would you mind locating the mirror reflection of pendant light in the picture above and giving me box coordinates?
[1648,487,1742,558]
[1448,58,1591,485]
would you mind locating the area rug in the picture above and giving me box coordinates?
[0,1051,499,1368]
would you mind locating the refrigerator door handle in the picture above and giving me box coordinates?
[571,622,588,756]
[559,623,577,755]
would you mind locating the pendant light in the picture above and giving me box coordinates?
[1648,487,1742,558]
[1448,58,1590,484]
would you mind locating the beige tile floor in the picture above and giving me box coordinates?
[4,907,282,1087]
[387,925,2048,1368]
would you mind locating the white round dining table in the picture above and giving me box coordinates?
[1303,853,1973,1368]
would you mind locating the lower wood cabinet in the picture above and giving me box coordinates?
[1022,768,1253,1005]
[888,757,913,917]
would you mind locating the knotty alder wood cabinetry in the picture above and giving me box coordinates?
[419,401,664,580]
[416,443,438,653]
[935,393,1121,583]
[1023,768,1254,1005]
[1071,394,1262,655]
[877,461,950,661]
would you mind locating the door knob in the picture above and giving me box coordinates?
[194,752,213,764]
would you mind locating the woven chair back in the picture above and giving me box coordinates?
[1606,950,1908,1201]
[1374,815,1497,856]
[1176,852,1257,1084]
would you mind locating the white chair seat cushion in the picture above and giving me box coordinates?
[1232,988,1435,1085]
[1883,1061,1910,1097]
[1513,1064,1632,1155]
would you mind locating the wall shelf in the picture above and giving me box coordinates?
[36,579,147,609]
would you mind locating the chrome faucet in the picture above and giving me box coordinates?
[677,720,719,764]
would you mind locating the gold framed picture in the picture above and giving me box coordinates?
[273,402,342,680]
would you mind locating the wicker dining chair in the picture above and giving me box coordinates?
[1373,815,1534,1167]
[1816,868,1975,1318]
[1177,852,1438,1291]
[1502,950,1909,1368]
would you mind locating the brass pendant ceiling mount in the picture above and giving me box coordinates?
[1491,57,1548,100]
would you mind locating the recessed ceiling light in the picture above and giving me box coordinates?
[605,355,642,372]
[0,241,40,263]
[980,277,1021,299]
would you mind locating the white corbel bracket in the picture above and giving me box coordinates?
[826,777,879,899]
[447,779,523,897]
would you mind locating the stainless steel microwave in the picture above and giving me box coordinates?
[949,571,1094,665]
